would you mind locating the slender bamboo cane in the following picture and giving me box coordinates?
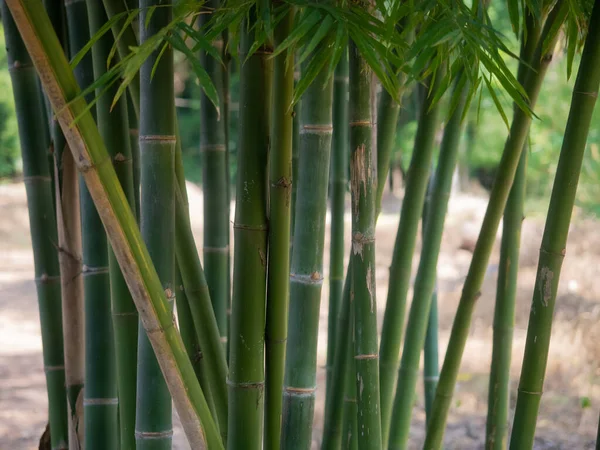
[423,169,439,423]
[379,66,445,447]
[228,8,272,449]
[87,1,139,448]
[290,78,300,242]
[387,74,469,450]
[423,5,567,448]
[199,0,229,350]
[0,5,68,448]
[127,97,141,223]
[65,1,119,446]
[485,12,540,447]
[135,1,177,448]
[326,49,348,396]
[509,2,600,447]
[341,320,358,450]
[54,145,85,450]
[321,63,408,450]
[264,7,294,450]
[6,2,223,447]
[348,39,381,450]
[423,289,439,421]
[281,51,333,450]
[41,1,84,447]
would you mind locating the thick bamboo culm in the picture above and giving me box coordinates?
[199,0,230,349]
[510,0,600,447]
[264,6,294,450]
[88,1,139,448]
[135,1,177,448]
[423,3,568,447]
[0,4,68,448]
[348,39,381,450]
[281,47,333,449]
[228,6,272,449]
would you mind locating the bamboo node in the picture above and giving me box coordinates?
[283,386,316,394]
[200,144,226,152]
[83,397,119,406]
[233,222,268,231]
[354,353,378,360]
[139,134,177,144]
[203,245,230,253]
[226,379,265,390]
[35,274,61,284]
[134,430,174,439]
[290,272,324,285]
[574,90,598,98]
[23,175,52,183]
[349,120,371,127]
[82,265,109,276]
[301,124,333,134]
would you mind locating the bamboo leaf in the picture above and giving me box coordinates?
[297,14,334,66]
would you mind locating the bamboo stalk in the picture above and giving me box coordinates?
[326,49,348,396]
[423,168,439,423]
[199,0,229,351]
[379,66,445,447]
[0,4,68,448]
[423,4,567,448]
[135,1,177,448]
[264,6,294,450]
[4,0,223,446]
[387,74,468,450]
[509,2,600,447]
[348,39,381,450]
[485,12,540,447]
[341,320,358,450]
[281,51,333,450]
[64,0,119,445]
[228,7,272,449]
[87,1,139,448]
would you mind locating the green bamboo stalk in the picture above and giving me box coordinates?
[341,322,358,450]
[509,2,600,447]
[54,146,85,450]
[281,51,333,450]
[423,5,567,448]
[228,8,272,450]
[264,6,294,450]
[290,79,300,241]
[0,4,68,448]
[326,49,348,396]
[321,64,407,450]
[388,74,469,450]
[6,2,223,446]
[423,169,439,423]
[127,97,140,223]
[485,12,540,448]
[87,1,139,448]
[41,1,84,447]
[199,0,229,350]
[135,1,176,448]
[423,289,439,421]
[65,0,119,446]
[379,67,445,447]
[348,39,381,450]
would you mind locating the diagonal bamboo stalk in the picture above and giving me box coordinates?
[509,1,600,447]
[423,4,567,448]
[3,1,223,448]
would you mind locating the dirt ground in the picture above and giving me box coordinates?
[1,179,599,449]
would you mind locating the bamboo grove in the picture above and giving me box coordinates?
[3,0,600,449]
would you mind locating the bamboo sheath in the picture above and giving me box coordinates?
[3,1,223,447]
